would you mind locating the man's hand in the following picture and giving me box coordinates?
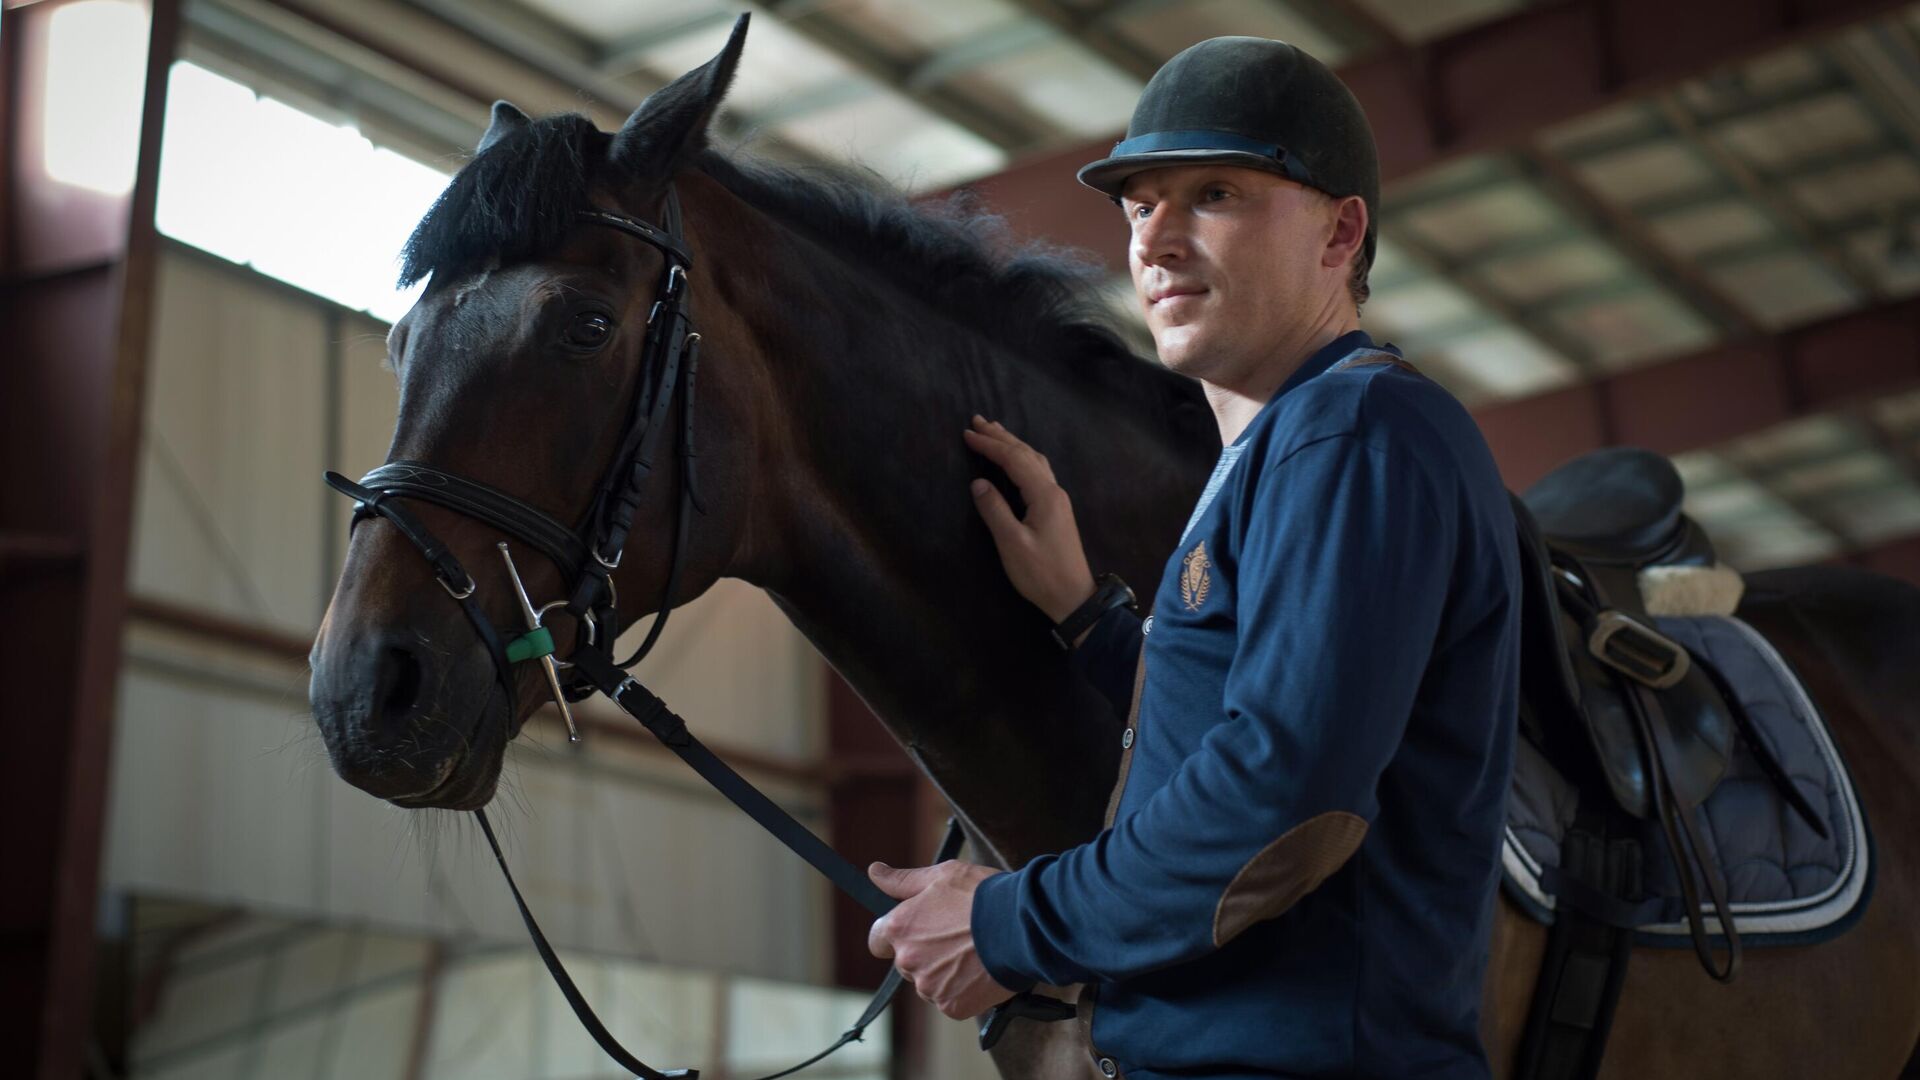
[963,416,1097,624]
[867,859,1016,1020]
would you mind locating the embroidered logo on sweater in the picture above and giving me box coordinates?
[1180,541,1211,612]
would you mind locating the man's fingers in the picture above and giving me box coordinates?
[970,479,1025,546]
[867,914,896,960]
[869,860,940,900]
[961,427,1018,467]
[962,427,1055,496]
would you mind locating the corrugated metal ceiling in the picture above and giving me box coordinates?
[191,0,1920,570]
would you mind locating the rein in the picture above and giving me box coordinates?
[322,190,964,1078]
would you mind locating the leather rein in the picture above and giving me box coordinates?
[322,189,962,1079]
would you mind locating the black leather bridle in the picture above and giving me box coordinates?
[326,195,705,714]
[324,191,1068,1077]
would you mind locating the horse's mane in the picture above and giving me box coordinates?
[398,114,1197,419]
[693,151,1156,390]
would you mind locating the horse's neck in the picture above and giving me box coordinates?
[717,207,1209,864]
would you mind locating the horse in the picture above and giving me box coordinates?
[306,21,1920,1079]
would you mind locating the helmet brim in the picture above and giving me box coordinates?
[1076,149,1300,198]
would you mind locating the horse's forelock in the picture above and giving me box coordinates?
[398,114,605,289]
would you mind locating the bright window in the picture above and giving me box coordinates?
[154,61,448,323]
[43,0,151,196]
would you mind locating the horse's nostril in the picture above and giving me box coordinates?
[376,643,424,715]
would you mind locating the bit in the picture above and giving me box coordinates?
[497,542,580,743]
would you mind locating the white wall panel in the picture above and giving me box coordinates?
[133,250,331,636]
[108,632,826,983]
[332,310,398,552]
[105,660,332,912]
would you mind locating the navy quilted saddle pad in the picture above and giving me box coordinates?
[1504,614,1871,946]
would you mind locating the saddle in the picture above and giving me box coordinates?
[1507,448,1748,1080]
[1513,449,1736,825]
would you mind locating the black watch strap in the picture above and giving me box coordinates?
[1052,574,1137,651]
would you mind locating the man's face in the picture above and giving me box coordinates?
[1121,164,1348,384]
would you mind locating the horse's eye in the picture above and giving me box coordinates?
[565,312,613,350]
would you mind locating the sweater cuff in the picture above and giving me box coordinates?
[1068,604,1144,717]
[970,869,1040,994]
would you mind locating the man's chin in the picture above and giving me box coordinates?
[1152,330,1214,377]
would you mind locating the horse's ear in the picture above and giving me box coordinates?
[608,12,748,175]
[476,100,532,155]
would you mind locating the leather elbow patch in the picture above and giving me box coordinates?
[1212,811,1368,948]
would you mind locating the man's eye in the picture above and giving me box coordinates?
[1204,187,1230,201]
[1131,204,1153,219]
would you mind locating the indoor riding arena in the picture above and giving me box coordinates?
[8,0,1920,1078]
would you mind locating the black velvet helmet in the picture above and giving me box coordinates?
[1078,36,1380,265]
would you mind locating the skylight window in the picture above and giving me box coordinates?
[43,0,151,196]
[154,61,448,323]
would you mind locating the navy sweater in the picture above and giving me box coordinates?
[971,332,1520,1079]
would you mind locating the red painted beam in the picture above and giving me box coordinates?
[824,671,918,994]
[0,3,180,1077]
[954,0,1909,272]
[1471,294,1920,489]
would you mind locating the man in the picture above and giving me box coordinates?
[867,36,1520,1079]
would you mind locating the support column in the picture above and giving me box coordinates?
[0,2,180,1076]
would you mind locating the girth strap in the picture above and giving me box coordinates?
[1516,806,1637,1080]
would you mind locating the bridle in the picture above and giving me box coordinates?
[323,189,1067,1078]
[325,195,705,729]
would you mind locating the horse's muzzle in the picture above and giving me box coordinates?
[308,621,508,806]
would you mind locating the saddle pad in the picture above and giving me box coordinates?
[1503,615,1872,946]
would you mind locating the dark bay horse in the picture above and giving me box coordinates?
[306,22,1920,1079]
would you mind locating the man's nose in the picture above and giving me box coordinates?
[1130,206,1189,270]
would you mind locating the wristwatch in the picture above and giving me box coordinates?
[1051,573,1137,651]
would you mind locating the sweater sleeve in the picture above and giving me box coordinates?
[1069,605,1144,717]
[972,435,1453,986]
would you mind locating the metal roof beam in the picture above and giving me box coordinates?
[1656,91,1887,301]
[1517,144,1763,337]
[1471,291,1920,489]
[771,3,1062,153]
[596,10,743,76]
[906,18,1056,92]
[952,0,1911,271]
[995,0,1165,83]
[380,0,825,162]
[1551,73,1854,162]
[1381,223,1600,376]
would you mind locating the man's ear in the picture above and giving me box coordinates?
[1323,194,1368,271]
